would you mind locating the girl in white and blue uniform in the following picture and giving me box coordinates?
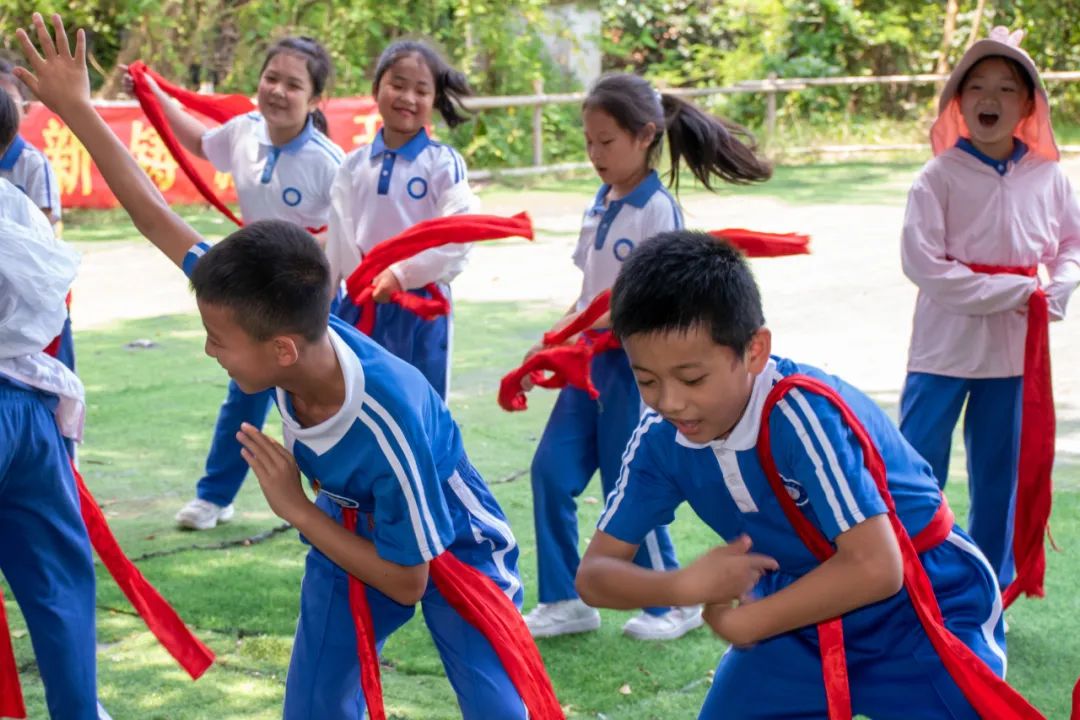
[523,73,773,641]
[129,37,345,529]
[327,40,476,400]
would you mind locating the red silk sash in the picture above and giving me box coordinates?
[340,507,563,719]
[963,262,1053,608]
[343,213,533,335]
[757,374,1043,720]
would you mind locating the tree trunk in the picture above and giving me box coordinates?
[99,21,148,99]
[934,0,960,75]
[967,0,988,49]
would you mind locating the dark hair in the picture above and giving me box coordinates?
[0,58,29,103]
[583,73,772,194]
[0,88,18,151]
[190,220,332,342]
[959,55,1036,98]
[261,36,333,134]
[611,230,764,355]
[372,40,473,128]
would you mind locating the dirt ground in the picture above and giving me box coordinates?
[69,162,1080,461]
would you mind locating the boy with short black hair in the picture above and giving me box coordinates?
[576,230,1042,719]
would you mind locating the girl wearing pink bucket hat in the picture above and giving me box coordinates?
[899,26,1080,613]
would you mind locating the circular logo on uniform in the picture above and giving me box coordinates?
[407,177,429,199]
[282,187,302,207]
[782,476,809,507]
[613,237,635,261]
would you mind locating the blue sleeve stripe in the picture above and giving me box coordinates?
[660,190,683,229]
[598,411,664,531]
[182,241,211,277]
[362,393,446,558]
[775,396,857,533]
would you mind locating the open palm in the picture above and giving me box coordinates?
[14,13,90,116]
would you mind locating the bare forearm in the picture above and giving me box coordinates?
[291,503,429,605]
[153,83,209,159]
[576,555,688,609]
[56,100,197,266]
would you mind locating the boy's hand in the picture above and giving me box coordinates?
[14,14,90,117]
[371,268,404,303]
[675,535,778,605]
[236,422,311,523]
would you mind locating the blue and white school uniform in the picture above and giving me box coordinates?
[0,182,100,719]
[599,357,1007,720]
[531,170,682,612]
[327,128,475,399]
[184,239,524,718]
[195,114,344,508]
[0,135,61,224]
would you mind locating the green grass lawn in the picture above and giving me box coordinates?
[4,304,1079,719]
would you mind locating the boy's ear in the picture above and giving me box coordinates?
[745,328,772,374]
[271,335,301,368]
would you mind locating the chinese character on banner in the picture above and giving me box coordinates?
[129,120,177,191]
[41,118,93,197]
[213,171,234,192]
[352,113,380,146]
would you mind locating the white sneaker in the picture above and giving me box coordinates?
[175,498,235,530]
[622,605,703,641]
[523,599,601,638]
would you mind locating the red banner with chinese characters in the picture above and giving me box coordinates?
[22,97,380,209]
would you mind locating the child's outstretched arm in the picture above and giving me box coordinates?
[16,14,202,269]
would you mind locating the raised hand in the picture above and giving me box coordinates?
[14,13,90,117]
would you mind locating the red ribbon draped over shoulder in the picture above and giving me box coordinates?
[340,508,563,720]
[962,262,1054,608]
[127,61,251,227]
[343,212,534,335]
[0,463,215,718]
[757,374,1043,720]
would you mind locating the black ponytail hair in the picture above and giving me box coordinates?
[583,73,772,194]
[261,36,333,134]
[372,40,473,128]
[0,88,18,151]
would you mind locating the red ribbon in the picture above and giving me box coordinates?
[758,375,1043,719]
[1071,677,1080,720]
[962,262,1054,608]
[344,213,534,335]
[708,228,810,257]
[498,290,619,412]
[340,508,563,719]
[0,586,25,719]
[73,464,215,679]
[127,62,250,227]
[0,464,215,716]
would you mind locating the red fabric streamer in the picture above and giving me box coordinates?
[0,586,25,719]
[340,508,564,719]
[127,61,249,227]
[961,263,1054,608]
[708,228,811,257]
[499,290,619,412]
[758,374,1044,720]
[0,465,216,714]
[344,213,534,335]
[341,509,386,720]
[74,464,215,679]
[1071,677,1080,720]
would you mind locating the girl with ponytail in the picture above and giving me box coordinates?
[522,72,771,641]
